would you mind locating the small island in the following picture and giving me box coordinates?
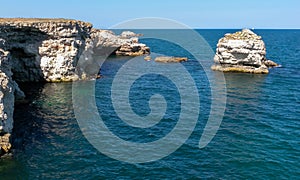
[212,29,278,74]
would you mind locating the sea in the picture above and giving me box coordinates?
[0,29,299,179]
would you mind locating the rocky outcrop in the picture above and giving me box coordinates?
[91,29,150,56]
[0,133,11,155]
[0,46,14,155]
[264,60,279,67]
[0,18,93,82]
[154,56,188,63]
[212,29,277,74]
[120,31,143,38]
[0,18,151,156]
[0,19,150,83]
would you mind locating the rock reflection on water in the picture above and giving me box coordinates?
[224,73,267,117]
[10,82,95,179]
[13,83,74,150]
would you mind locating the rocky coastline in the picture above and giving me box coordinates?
[0,19,279,157]
[0,18,149,156]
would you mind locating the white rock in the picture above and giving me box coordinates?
[212,29,275,74]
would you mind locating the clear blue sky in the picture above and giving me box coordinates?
[0,0,299,29]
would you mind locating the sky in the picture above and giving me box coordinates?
[0,0,299,29]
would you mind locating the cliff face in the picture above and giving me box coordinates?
[0,18,150,155]
[0,18,92,82]
[212,29,277,74]
[0,46,14,155]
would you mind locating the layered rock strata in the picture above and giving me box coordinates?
[212,29,277,74]
[91,29,150,56]
[0,18,150,156]
[0,18,93,82]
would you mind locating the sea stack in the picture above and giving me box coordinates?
[212,29,278,74]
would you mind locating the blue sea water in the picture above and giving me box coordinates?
[0,29,299,179]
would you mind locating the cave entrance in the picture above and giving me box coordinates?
[10,47,44,82]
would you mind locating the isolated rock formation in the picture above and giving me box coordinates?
[154,56,188,63]
[212,29,277,74]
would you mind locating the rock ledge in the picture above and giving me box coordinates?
[155,56,188,63]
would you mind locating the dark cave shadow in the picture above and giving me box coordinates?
[0,26,50,82]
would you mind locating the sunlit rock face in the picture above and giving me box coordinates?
[212,29,277,74]
[91,29,150,56]
[0,18,92,82]
[0,18,151,155]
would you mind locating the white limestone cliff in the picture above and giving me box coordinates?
[212,29,278,74]
[0,18,150,155]
[91,29,150,56]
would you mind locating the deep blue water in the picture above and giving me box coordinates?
[0,30,299,179]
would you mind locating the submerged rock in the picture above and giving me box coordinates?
[144,55,152,61]
[120,31,143,38]
[155,56,188,63]
[212,29,278,74]
[264,60,279,67]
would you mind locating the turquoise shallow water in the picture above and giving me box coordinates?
[0,30,299,179]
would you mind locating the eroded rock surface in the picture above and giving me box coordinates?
[0,46,14,155]
[0,18,92,82]
[0,18,150,83]
[212,29,277,74]
[91,29,150,56]
[0,18,151,156]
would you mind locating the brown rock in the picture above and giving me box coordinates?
[0,133,11,154]
[264,60,279,67]
[155,56,188,63]
[211,64,269,74]
[144,55,151,61]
